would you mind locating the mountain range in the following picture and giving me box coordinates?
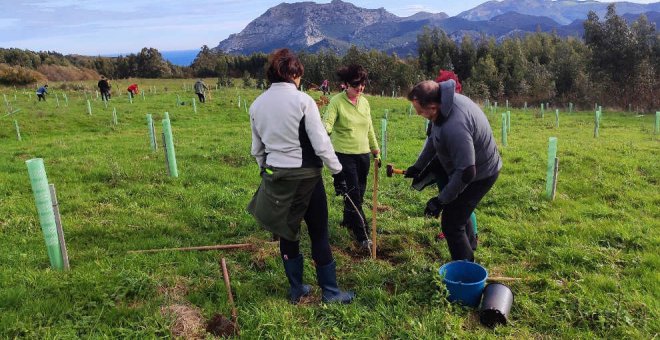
[213,0,660,56]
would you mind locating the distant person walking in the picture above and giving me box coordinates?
[127,83,139,98]
[194,79,209,103]
[36,85,48,101]
[320,79,330,95]
[98,76,111,101]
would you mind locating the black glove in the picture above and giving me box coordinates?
[404,165,421,178]
[424,197,443,218]
[332,172,348,196]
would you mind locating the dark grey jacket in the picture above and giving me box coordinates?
[413,80,502,204]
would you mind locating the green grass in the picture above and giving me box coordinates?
[1,79,658,338]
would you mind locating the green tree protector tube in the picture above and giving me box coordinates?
[545,137,558,199]
[146,114,156,151]
[87,99,92,115]
[594,110,600,138]
[192,98,197,114]
[555,109,559,128]
[501,113,507,147]
[162,118,178,177]
[14,119,21,141]
[507,111,511,132]
[112,108,118,125]
[164,111,170,120]
[26,159,63,270]
[541,103,545,118]
[655,112,659,135]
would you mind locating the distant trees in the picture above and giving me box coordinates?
[0,4,656,109]
[584,4,658,108]
[413,3,658,110]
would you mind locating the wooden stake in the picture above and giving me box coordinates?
[221,258,239,334]
[551,157,559,200]
[49,184,70,270]
[487,276,523,283]
[371,158,379,259]
[162,132,170,176]
[128,243,254,254]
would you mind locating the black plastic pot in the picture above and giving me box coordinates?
[479,283,514,328]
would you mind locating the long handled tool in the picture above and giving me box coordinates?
[371,157,380,259]
[220,258,240,335]
[128,242,260,254]
[343,192,369,243]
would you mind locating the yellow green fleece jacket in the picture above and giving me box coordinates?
[322,92,379,154]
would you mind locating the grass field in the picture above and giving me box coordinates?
[1,79,658,338]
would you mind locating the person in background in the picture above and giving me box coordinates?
[98,76,111,101]
[247,48,354,304]
[36,84,48,101]
[405,79,501,261]
[194,79,208,103]
[127,83,139,98]
[322,65,379,252]
[320,79,330,96]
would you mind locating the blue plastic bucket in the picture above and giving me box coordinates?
[438,260,488,307]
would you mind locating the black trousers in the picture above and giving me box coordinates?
[37,94,46,101]
[101,90,110,101]
[279,179,333,266]
[441,172,499,261]
[336,152,370,242]
[196,93,205,103]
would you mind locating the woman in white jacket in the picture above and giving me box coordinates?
[247,48,354,304]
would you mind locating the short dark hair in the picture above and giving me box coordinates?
[407,80,440,107]
[266,48,304,83]
[336,65,368,86]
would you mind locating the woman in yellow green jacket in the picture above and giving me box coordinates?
[323,65,379,251]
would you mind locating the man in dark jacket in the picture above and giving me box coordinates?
[98,76,111,101]
[406,79,501,261]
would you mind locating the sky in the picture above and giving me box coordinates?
[0,0,656,56]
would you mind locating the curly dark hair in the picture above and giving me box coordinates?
[336,64,368,86]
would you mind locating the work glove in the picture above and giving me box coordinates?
[404,165,421,179]
[373,151,382,167]
[424,197,443,218]
[332,172,348,196]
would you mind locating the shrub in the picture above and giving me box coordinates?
[0,63,46,85]
[36,64,99,81]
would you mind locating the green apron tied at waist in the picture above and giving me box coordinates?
[247,167,322,241]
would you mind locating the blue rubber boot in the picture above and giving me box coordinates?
[315,261,355,304]
[282,254,311,304]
